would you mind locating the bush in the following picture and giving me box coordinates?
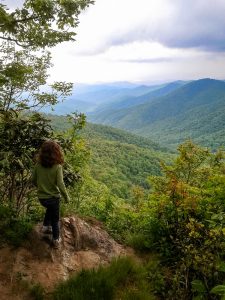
[143,141,225,298]
[0,205,33,247]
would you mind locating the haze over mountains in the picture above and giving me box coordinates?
[47,78,225,149]
[45,81,187,115]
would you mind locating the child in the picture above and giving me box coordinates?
[32,140,70,248]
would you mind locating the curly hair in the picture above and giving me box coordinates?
[38,140,64,168]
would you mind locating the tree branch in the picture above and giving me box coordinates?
[0,35,31,47]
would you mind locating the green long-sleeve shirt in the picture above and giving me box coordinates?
[32,163,70,202]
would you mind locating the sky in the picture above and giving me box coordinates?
[4,0,225,84]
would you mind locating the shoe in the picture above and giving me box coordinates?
[41,225,52,234]
[52,237,62,249]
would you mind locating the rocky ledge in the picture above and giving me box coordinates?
[0,215,133,299]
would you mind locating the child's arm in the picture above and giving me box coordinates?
[56,165,70,202]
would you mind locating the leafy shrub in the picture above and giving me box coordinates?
[142,141,225,298]
[125,232,149,251]
[4,219,33,247]
[0,205,33,246]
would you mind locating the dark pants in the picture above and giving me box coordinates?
[39,198,60,240]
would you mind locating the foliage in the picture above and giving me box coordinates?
[0,3,91,217]
[0,0,94,217]
[82,123,173,199]
[83,123,168,152]
[211,285,225,299]
[142,140,225,299]
[49,116,173,200]
[52,257,155,300]
[0,108,87,217]
[0,42,73,111]
[64,139,225,299]
[0,204,33,246]
[0,0,94,48]
[0,110,53,215]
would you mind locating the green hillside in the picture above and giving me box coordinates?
[81,123,172,198]
[90,79,225,149]
[83,123,169,152]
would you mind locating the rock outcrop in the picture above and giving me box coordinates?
[0,215,133,299]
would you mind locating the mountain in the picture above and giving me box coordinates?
[43,82,142,115]
[89,81,186,117]
[90,78,225,149]
[42,81,186,115]
[83,123,169,152]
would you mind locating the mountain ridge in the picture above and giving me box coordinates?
[90,78,225,149]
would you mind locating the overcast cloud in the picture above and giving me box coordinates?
[73,0,225,54]
[3,0,225,83]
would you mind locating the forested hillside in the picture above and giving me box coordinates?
[81,123,173,198]
[90,78,225,149]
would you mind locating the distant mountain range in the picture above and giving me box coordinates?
[89,78,225,149]
[42,82,142,114]
[44,78,225,149]
[43,81,187,114]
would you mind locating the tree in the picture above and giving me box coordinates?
[0,110,53,215]
[0,0,94,111]
[0,42,72,111]
[0,0,94,216]
[0,0,94,48]
[0,109,87,216]
[146,141,225,299]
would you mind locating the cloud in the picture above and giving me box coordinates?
[74,0,225,55]
[154,0,225,51]
[5,0,221,84]
[121,58,174,64]
[4,0,225,54]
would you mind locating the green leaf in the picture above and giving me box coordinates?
[211,285,225,295]
[218,262,225,273]
[191,280,206,293]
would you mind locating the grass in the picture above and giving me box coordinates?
[52,257,156,300]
